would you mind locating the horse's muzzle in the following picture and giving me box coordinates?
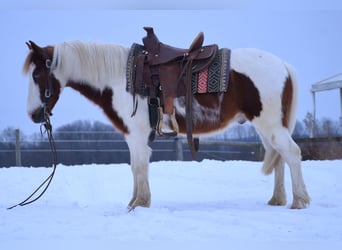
[31,107,45,123]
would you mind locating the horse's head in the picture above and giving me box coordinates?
[23,41,61,123]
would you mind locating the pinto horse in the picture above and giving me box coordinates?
[23,40,310,209]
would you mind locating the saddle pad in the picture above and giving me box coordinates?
[126,43,231,95]
[191,48,230,94]
[126,43,144,93]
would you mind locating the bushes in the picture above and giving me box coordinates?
[298,137,342,160]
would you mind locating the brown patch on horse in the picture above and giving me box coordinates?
[175,70,263,134]
[23,45,54,73]
[23,43,62,115]
[230,70,262,120]
[67,82,129,134]
[23,42,54,71]
[194,93,222,109]
[174,94,233,134]
[281,76,293,128]
[41,76,61,114]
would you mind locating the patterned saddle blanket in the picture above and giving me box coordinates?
[126,43,231,95]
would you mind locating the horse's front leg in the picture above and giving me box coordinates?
[126,134,152,210]
[128,162,151,210]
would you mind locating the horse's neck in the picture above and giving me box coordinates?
[53,42,129,91]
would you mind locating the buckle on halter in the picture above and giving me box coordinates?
[45,89,51,98]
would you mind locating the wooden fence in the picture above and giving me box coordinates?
[0,130,341,167]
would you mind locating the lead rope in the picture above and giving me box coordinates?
[7,113,57,210]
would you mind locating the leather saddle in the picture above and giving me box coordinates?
[132,27,218,158]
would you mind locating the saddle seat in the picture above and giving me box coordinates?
[143,27,217,72]
[141,26,218,109]
[143,26,205,65]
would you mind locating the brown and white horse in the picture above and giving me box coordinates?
[23,40,310,209]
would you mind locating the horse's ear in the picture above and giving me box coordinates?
[27,40,46,59]
[27,40,41,52]
[25,41,32,50]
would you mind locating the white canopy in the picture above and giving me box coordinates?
[311,73,342,136]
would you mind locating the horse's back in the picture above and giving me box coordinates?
[231,48,289,91]
[232,48,292,100]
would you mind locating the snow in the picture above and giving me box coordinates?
[1,160,341,249]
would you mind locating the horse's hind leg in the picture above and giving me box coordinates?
[260,135,286,206]
[265,127,310,208]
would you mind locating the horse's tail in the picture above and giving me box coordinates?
[283,62,299,134]
[262,62,299,175]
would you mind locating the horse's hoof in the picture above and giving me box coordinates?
[290,196,311,209]
[127,198,151,211]
[127,206,135,212]
[268,196,286,206]
[268,188,287,206]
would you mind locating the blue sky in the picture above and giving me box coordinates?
[1,1,342,134]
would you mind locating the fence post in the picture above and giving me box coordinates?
[15,129,22,166]
[175,138,183,161]
[258,142,265,161]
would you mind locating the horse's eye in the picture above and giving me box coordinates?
[32,72,40,81]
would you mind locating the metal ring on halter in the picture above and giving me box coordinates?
[45,59,52,69]
[45,89,51,99]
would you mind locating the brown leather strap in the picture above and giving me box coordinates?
[8,115,57,209]
[185,50,201,159]
[185,59,196,158]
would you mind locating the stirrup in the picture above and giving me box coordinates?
[157,107,179,137]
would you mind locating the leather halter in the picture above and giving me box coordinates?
[41,56,54,117]
[44,58,53,100]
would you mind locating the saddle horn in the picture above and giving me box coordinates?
[188,32,204,53]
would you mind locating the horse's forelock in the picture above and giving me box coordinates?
[22,51,34,75]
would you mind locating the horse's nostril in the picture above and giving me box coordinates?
[31,108,45,123]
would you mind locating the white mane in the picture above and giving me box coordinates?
[52,41,129,90]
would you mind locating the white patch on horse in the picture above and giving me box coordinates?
[26,65,43,116]
[174,95,223,125]
[174,97,186,116]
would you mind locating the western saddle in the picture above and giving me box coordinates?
[129,27,219,158]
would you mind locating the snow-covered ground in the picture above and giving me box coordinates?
[0,160,341,249]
